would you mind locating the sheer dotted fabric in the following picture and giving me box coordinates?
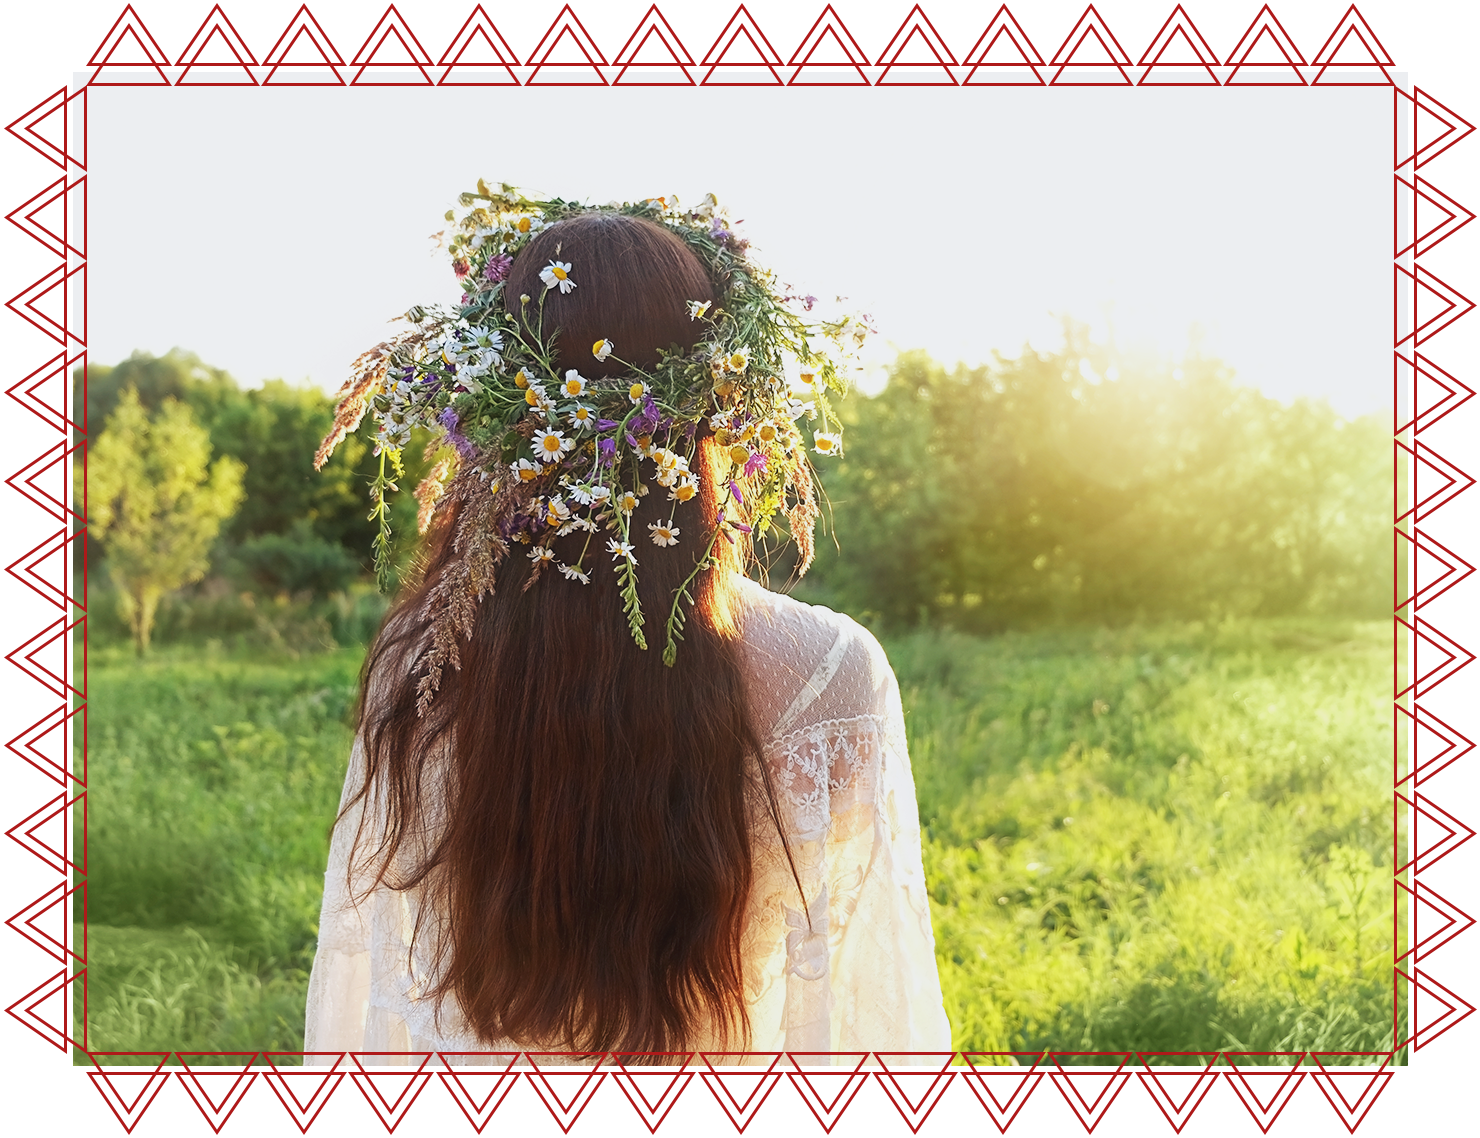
[304,576,951,1063]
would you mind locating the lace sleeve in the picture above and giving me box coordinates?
[303,734,374,1057]
[741,605,952,1054]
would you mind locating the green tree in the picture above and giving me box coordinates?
[86,387,246,653]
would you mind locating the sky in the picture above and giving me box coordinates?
[87,82,1390,416]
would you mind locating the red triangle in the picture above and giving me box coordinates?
[1311,6,1393,85]
[6,881,84,964]
[8,264,84,347]
[351,6,434,85]
[786,1053,871,1129]
[1135,1056,1220,1132]
[524,1057,605,1129]
[1395,352,1476,437]
[873,1053,955,1129]
[7,177,67,257]
[1225,6,1307,86]
[612,9,695,86]
[262,5,345,85]
[89,1065,173,1132]
[1400,703,1475,787]
[8,526,81,610]
[437,1053,521,1131]
[261,1055,347,1130]
[1048,1053,1133,1127]
[698,1053,784,1130]
[1398,790,1475,875]
[1400,878,1476,961]
[7,89,68,170]
[789,5,870,85]
[1223,1054,1305,1127]
[1415,88,1475,169]
[1049,4,1132,87]
[7,700,84,788]
[6,614,82,700]
[8,440,82,525]
[526,4,608,85]
[1306,1054,1393,1129]
[700,8,784,86]
[88,5,170,85]
[176,1057,259,1132]
[176,6,259,85]
[7,791,82,875]
[6,968,82,1051]
[437,6,519,85]
[1138,7,1219,86]
[962,13,1044,85]
[349,1071,433,1128]
[1414,178,1475,256]
[1399,968,1476,1050]
[609,1055,694,1129]
[875,5,957,86]
[1400,439,1476,525]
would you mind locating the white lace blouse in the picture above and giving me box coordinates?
[304,576,951,1060]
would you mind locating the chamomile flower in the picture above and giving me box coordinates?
[755,421,779,445]
[525,382,547,407]
[669,476,699,503]
[506,213,541,236]
[558,563,591,584]
[796,362,819,387]
[687,300,711,321]
[592,339,614,362]
[709,410,732,431]
[541,260,575,293]
[568,404,598,431]
[562,370,588,398]
[617,489,641,514]
[725,347,749,373]
[545,497,572,526]
[607,538,637,564]
[812,431,841,456]
[587,485,612,509]
[513,458,541,482]
[514,369,531,389]
[727,443,751,466]
[787,398,817,421]
[628,381,650,404]
[529,545,555,563]
[533,428,574,463]
[648,520,680,547]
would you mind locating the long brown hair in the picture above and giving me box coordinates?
[349,213,792,1053]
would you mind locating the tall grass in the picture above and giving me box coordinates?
[78,618,1397,1063]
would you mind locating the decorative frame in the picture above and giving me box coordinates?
[1,2,1473,1133]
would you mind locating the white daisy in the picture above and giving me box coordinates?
[628,381,650,404]
[787,398,817,421]
[533,429,573,463]
[687,300,711,321]
[540,260,575,294]
[512,459,541,483]
[617,489,641,514]
[587,485,612,509]
[812,431,841,456]
[558,563,591,584]
[561,370,588,398]
[726,347,750,373]
[528,545,554,563]
[607,538,637,564]
[668,475,698,503]
[648,520,680,547]
[545,497,572,526]
[568,404,599,431]
[592,339,614,362]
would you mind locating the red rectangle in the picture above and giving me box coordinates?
[343,1071,372,1112]
[1308,1071,1397,1112]
[1041,1071,1112,1112]
[692,1071,740,1112]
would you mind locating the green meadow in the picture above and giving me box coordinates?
[77,614,1398,1063]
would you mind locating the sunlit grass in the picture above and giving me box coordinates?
[77,620,1398,1061]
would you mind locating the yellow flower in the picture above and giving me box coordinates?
[756,422,779,444]
[728,443,750,465]
[592,339,614,362]
[562,370,587,398]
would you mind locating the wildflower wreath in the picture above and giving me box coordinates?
[315,181,867,711]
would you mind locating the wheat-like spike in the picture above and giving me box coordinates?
[786,458,820,577]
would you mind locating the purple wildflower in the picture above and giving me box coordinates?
[597,437,616,467]
[728,480,743,505]
[484,254,513,283]
[437,407,460,431]
[596,418,620,431]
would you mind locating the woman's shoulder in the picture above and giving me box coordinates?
[733,575,893,739]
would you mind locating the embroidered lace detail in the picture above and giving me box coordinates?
[304,575,951,1058]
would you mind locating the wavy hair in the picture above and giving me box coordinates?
[346,213,796,1054]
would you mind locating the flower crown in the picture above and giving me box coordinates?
[315,181,867,712]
